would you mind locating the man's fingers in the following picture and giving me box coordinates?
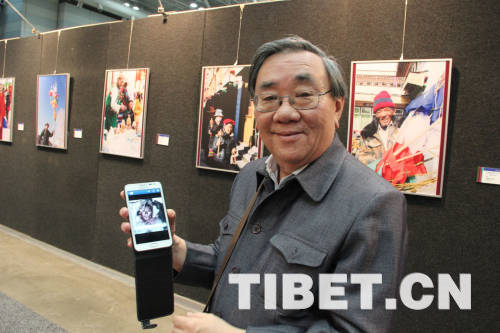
[121,223,132,248]
[167,209,176,234]
[119,190,132,249]
[120,222,131,234]
[119,207,129,219]
[172,315,192,330]
[167,209,176,221]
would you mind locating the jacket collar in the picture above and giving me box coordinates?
[256,134,347,202]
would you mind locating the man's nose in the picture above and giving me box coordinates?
[273,97,300,122]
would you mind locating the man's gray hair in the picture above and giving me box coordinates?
[248,36,347,98]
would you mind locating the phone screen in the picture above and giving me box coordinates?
[126,184,172,251]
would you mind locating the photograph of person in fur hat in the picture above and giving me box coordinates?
[348,59,452,197]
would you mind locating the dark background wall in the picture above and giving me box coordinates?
[0,0,498,331]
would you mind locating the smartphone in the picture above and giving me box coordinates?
[124,181,173,252]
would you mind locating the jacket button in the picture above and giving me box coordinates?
[251,224,262,234]
[231,267,240,273]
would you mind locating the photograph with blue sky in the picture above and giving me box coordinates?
[36,74,69,149]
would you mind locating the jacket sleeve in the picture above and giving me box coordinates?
[173,241,218,289]
[247,189,408,333]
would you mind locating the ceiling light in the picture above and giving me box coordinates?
[124,2,130,7]
[133,6,139,10]
[190,3,198,8]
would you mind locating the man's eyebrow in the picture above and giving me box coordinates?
[258,73,315,88]
[295,73,315,83]
[258,81,276,89]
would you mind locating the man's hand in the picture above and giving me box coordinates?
[119,190,187,272]
[173,312,245,333]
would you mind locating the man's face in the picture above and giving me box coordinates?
[375,107,394,128]
[254,51,344,176]
[224,123,233,134]
[215,116,222,124]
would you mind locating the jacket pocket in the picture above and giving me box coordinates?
[255,233,328,322]
[269,233,327,267]
[219,211,241,236]
[215,211,241,267]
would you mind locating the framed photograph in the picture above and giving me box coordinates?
[99,68,150,159]
[196,65,263,173]
[36,74,70,149]
[0,77,14,142]
[348,59,452,198]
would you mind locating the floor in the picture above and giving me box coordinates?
[0,224,203,332]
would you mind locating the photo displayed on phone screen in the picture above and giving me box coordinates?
[127,188,170,245]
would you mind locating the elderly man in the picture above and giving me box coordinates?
[356,90,400,167]
[120,37,407,333]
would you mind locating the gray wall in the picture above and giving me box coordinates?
[0,0,58,38]
[19,0,58,36]
[0,0,120,39]
[0,0,499,332]
[57,3,115,29]
[0,0,24,38]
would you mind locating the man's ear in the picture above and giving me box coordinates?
[333,97,345,129]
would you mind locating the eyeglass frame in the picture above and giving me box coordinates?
[252,89,333,113]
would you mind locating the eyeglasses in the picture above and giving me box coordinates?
[253,89,332,113]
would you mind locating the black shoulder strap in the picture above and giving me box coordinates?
[203,180,265,313]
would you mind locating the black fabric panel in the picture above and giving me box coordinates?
[201,6,241,65]
[29,25,109,258]
[344,0,403,60]
[91,20,136,272]
[39,32,58,74]
[104,21,131,69]
[93,13,211,272]
[390,1,500,332]
[92,14,219,301]
[0,36,42,236]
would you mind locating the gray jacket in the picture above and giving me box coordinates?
[176,134,407,333]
